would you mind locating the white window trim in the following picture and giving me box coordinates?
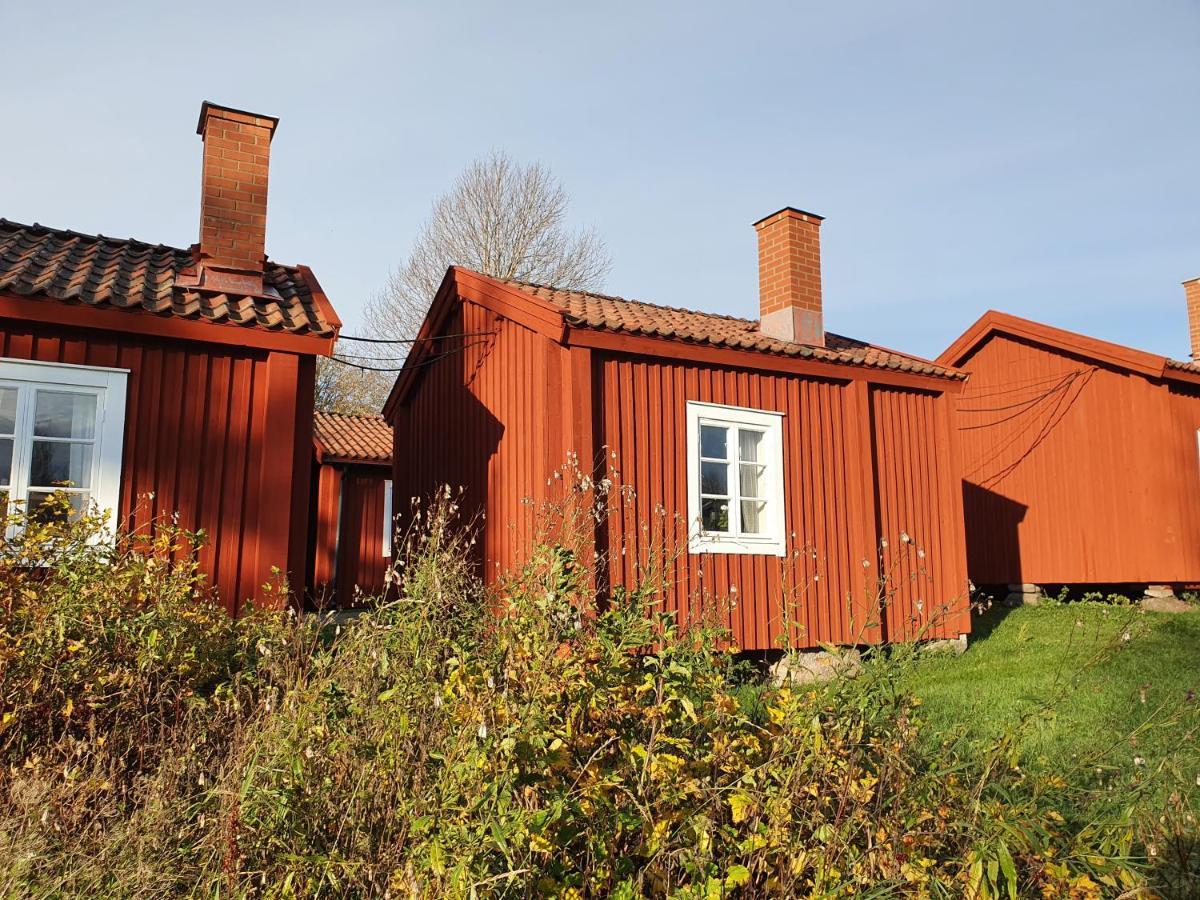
[0,358,128,537]
[685,400,786,556]
[382,479,394,558]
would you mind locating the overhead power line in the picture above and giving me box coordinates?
[335,330,495,344]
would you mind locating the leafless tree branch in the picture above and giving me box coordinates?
[363,151,612,348]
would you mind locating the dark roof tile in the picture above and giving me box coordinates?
[0,219,332,336]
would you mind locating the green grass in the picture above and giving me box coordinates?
[906,600,1200,813]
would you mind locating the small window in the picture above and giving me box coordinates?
[382,479,394,558]
[0,359,128,533]
[686,400,785,555]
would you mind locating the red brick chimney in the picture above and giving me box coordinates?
[753,207,825,345]
[1186,277,1200,361]
[192,101,279,296]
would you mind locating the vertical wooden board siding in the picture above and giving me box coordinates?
[0,319,312,614]
[392,299,572,581]
[870,386,969,641]
[392,298,969,650]
[595,353,892,651]
[332,467,390,606]
[956,334,1200,585]
[309,464,343,601]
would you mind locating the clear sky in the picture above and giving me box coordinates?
[2,1,1197,361]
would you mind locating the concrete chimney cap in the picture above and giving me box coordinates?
[752,207,825,228]
[196,101,280,138]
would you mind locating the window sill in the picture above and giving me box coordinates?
[688,535,786,557]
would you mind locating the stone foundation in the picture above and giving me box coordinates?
[1005,583,1041,607]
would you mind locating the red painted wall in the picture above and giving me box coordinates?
[954,333,1200,585]
[309,461,391,607]
[392,294,971,649]
[0,316,315,614]
[594,356,969,648]
[392,298,574,584]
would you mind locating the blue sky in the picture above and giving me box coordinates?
[2,1,1197,360]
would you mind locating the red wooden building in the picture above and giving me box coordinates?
[938,304,1200,592]
[386,208,972,650]
[309,412,394,607]
[0,102,339,613]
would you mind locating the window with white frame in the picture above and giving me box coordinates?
[686,400,786,555]
[382,479,394,557]
[0,359,128,530]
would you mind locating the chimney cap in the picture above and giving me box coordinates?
[752,206,825,228]
[196,100,280,138]
[1183,276,1200,286]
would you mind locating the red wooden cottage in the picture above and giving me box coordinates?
[0,102,339,614]
[309,412,394,608]
[938,297,1200,594]
[385,208,973,651]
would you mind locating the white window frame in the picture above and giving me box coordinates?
[685,400,786,556]
[382,478,394,558]
[0,358,128,537]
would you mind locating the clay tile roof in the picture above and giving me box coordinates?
[0,219,333,336]
[1165,357,1200,376]
[500,278,962,380]
[313,412,392,464]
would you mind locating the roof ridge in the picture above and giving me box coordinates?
[504,277,755,325]
[0,217,190,256]
[316,410,387,420]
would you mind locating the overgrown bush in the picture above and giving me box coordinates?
[0,494,1192,897]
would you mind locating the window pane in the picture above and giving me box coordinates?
[0,438,10,486]
[699,424,727,459]
[30,440,93,488]
[700,461,728,495]
[701,498,730,532]
[739,462,765,499]
[34,391,96,439]
[27,491,87,524]
[738,428,763,463]
[740,500,766,534]
[0,388,16,435]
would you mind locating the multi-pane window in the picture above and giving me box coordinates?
[686,401,785,555]
[0,359,128,531]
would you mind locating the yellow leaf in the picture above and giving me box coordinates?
[62,698,73,719]
[729,792,753,824]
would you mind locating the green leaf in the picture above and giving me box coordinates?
[725,864,751,888]
[997,840,1017,900]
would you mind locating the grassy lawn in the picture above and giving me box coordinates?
[905,600,1200,814]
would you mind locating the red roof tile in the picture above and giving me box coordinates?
[0,219,333,336]
[1165,357,1200,376]
[500,278,962,379]
[313,412,392,464]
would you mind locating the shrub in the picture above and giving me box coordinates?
[0,494,1185,897]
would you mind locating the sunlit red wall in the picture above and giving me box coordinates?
[954,333,1200,585]
[0,315,315,614]
[392,293,971,650]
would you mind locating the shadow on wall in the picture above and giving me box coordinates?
[394,321,505,583]
[962,481,1027,587]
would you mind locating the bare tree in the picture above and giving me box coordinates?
[364,151,611,344]
[315,348,393,415]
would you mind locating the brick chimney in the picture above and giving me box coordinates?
[192,101,279,296]
[1186,277,1200,361]
[753,207,825,345]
